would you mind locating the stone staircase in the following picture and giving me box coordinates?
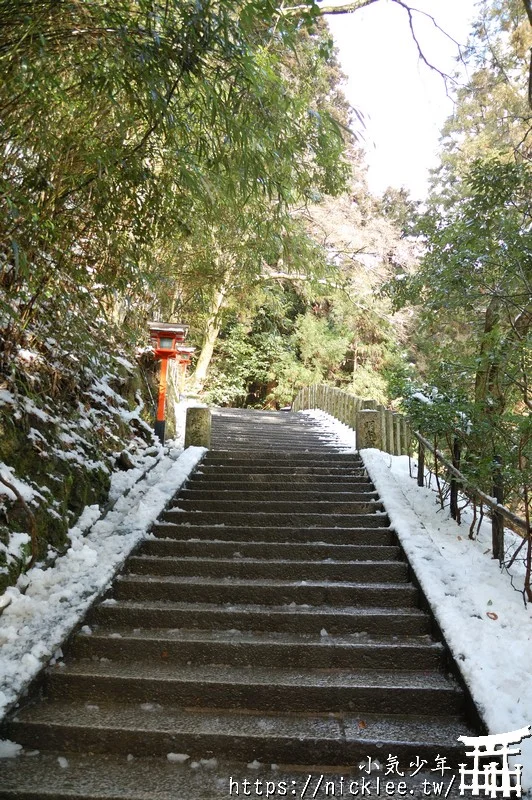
[0,408,478,798]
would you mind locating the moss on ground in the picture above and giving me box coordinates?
[0,325,157,594]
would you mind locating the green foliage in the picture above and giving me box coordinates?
[203,227,410,410]
[204,322,278,407]
[293,312,350,378]
[388,155,532,510]
[429,0,532,205]
[0,0,349,356]
[379,187,421,238]
[387,0,532,516]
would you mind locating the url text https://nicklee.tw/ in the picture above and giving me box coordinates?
[227,774,458,797]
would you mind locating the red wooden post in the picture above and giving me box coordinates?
[154,356,169,443]
[148,322,190,445]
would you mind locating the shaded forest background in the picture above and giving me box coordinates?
[0,0,530,588]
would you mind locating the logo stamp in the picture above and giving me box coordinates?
[458,726,532,797]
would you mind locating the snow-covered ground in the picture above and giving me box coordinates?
[0,445,206,723]
[303,409,532,790]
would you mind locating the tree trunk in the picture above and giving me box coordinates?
[474,296,504,414]
[475,297,532,414]
[190,283,228,393]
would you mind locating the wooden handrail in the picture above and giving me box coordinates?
[414,431,529,534]
[293,383,529,537]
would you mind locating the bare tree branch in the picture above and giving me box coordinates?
[284,0,464,89]
[281,1,379,14]
[315,0,379,13]
[390,0,464,87]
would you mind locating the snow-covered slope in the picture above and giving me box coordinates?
[0,316,159,594]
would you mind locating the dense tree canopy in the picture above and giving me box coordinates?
[387,0,531,538]
[0,1,350,362]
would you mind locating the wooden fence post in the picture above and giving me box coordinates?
[492,455,504,563]
[385,410,395,455]
[333,388,341,421]
[449,437,461,523]
[340,392,346,424]
[405,421,412,457]
[377,405,387,453]
[394,414,402,455]
[401,418,409,455]
[347,395,356,430]
[417,437,425,487]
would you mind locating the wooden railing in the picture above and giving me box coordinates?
[292,384,411,456]
[414,431,529,551]
[292,384,530,585]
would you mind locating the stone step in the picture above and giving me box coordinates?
[209,445,346,454]
[204,453,361,465]
[210,423,334,432]
[150,523,395,544]
[210,437,342,445]
[140,538,402,562]
[89,600,431,636]
[170,499,383,515]
[212,414,318,424]
[178,489,378,503]
[70,627,444,670]
[210,437,342,446]
[5,702,472,766]
[192,470,368,482]
[211,450,344,456]
[161,510,389,527]
[113,574,418,606]
[210,432,340,438]
[125,555,408,583]
[211,424,334,431]
[186,478,372,490]
[196,464,367,475]
[41,661,463,714]
[210,445,345,452]
[209,435,340,445]
[0,751,470,799]
[0,407,479,800]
